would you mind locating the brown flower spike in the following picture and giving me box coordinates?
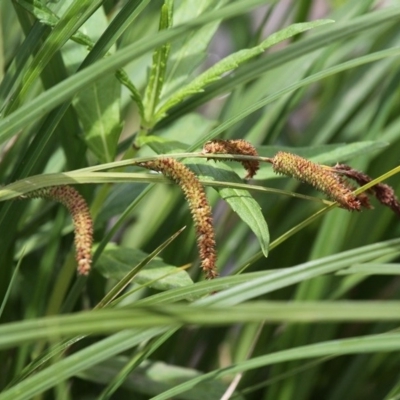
[202,139,260,179]
[23,186,93,275]
[271,152,368,211]
[139,158,218,279]
[334,164,400,217]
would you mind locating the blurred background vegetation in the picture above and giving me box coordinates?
[1,0,400,399]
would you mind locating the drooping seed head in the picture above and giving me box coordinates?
[334,164,400,216]
[272,152,362,211]
[22,186,93,275]
[140,158,218,279]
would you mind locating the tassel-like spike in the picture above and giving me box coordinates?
[140,158,218,279]
[271,152,364,211]
[23,186,93,275]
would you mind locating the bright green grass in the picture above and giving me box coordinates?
[1,1,400,399]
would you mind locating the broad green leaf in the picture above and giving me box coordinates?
[74,73,122,163]
[78,358,242,400]
[66,7,123,163]
[155,19,334,120]
[97,246,193,291]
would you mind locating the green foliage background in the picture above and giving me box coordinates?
[1,0,400,399]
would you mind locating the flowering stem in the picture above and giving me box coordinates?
[139,158,218,279]
[270,152,367,211]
